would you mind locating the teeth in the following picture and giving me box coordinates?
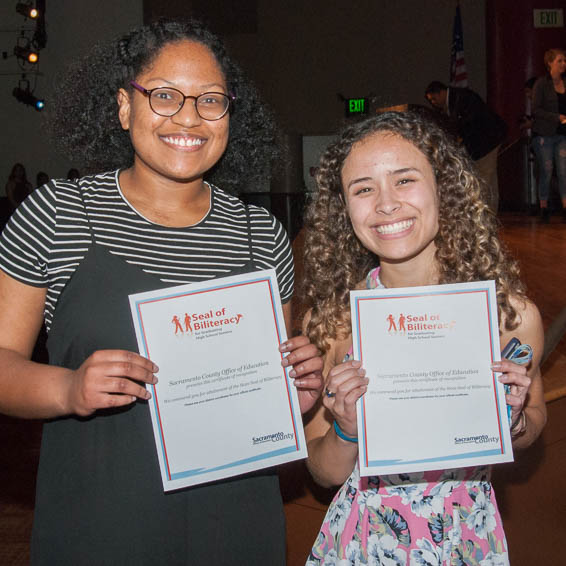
[162,136,204,147]
[376,219,414,234]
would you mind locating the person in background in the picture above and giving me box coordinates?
[36,171,50,187]
[519,77,538,134]
[302,111,545,565]
[5,162,33,212]
[0,19,322,565]
[531,48,566,223]
[425,81,507,213]
[66,168,80,180]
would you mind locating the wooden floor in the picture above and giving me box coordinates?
[283,212,566,565]
[0,213,565,565]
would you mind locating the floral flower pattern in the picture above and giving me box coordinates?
[306,466,508,566]
[305,268,509,566]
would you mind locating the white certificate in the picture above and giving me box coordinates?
[350,280,513,477]
[129,269,306,491]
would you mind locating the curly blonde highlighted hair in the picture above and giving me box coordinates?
[304,111,525,353]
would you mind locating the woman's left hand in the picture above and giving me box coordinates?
[492,359,532,427]
[280,335,323,414]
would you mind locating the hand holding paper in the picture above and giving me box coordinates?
[494,359,531,426]
[66,349,158,416]
[322,359,367,439]
[280,335,324,413]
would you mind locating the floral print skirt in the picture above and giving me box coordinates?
[306,466,509,566]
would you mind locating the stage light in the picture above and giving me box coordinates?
[16,3,38,19]
[13,86,45,111]
[14,45,39,64]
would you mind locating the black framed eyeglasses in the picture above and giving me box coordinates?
[130,81,235,120]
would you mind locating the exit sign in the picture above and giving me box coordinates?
[346,97,368,116]
[534,9,563,28]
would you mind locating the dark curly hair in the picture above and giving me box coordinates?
[48,19,278,191]
[304,111,526,352]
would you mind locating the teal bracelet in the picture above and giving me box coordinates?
[333,420,358,443]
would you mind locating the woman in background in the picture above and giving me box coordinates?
[532,47,566,222]
[5,162,32,211]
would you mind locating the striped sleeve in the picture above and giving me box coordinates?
[248,205,294,303]
[268,214,294,303]
[0,183,57,287]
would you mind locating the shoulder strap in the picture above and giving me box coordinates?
[245,205,257,270]
[75,179,95,245]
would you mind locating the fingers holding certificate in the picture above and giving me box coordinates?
[280,335,324,413]
[129,269,307,491]
[323,359,367,439]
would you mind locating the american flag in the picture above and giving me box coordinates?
[450,4,468,87]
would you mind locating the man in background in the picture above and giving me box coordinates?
[425,81,507,213]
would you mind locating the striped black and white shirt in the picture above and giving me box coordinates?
[0,170,294,331]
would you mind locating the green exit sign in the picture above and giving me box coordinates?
[534,9,563,28]
[346,97,369,116]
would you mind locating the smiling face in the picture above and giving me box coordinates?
[117,40,229,184]
[342,132,439,271]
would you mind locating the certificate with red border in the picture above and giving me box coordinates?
[129,269,306,491]
[350,280,513,477]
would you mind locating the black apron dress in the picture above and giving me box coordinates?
[30,202,285,565]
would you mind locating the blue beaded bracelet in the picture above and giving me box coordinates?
[333,420,358,443]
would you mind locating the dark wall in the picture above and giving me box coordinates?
[0,1,143,191]
[487,0,566,210]
[144,0,258,34]
[487,0,566,142]
[142,1,487,136]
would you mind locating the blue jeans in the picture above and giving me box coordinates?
[532,134,566,203]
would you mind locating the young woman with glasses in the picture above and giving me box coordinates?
[0,19,322,565]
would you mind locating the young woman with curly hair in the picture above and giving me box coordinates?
[0,19,322,565]
[302,112,546,565]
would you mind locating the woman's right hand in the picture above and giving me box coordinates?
[65,350,159,416]
[323,359,368,438]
